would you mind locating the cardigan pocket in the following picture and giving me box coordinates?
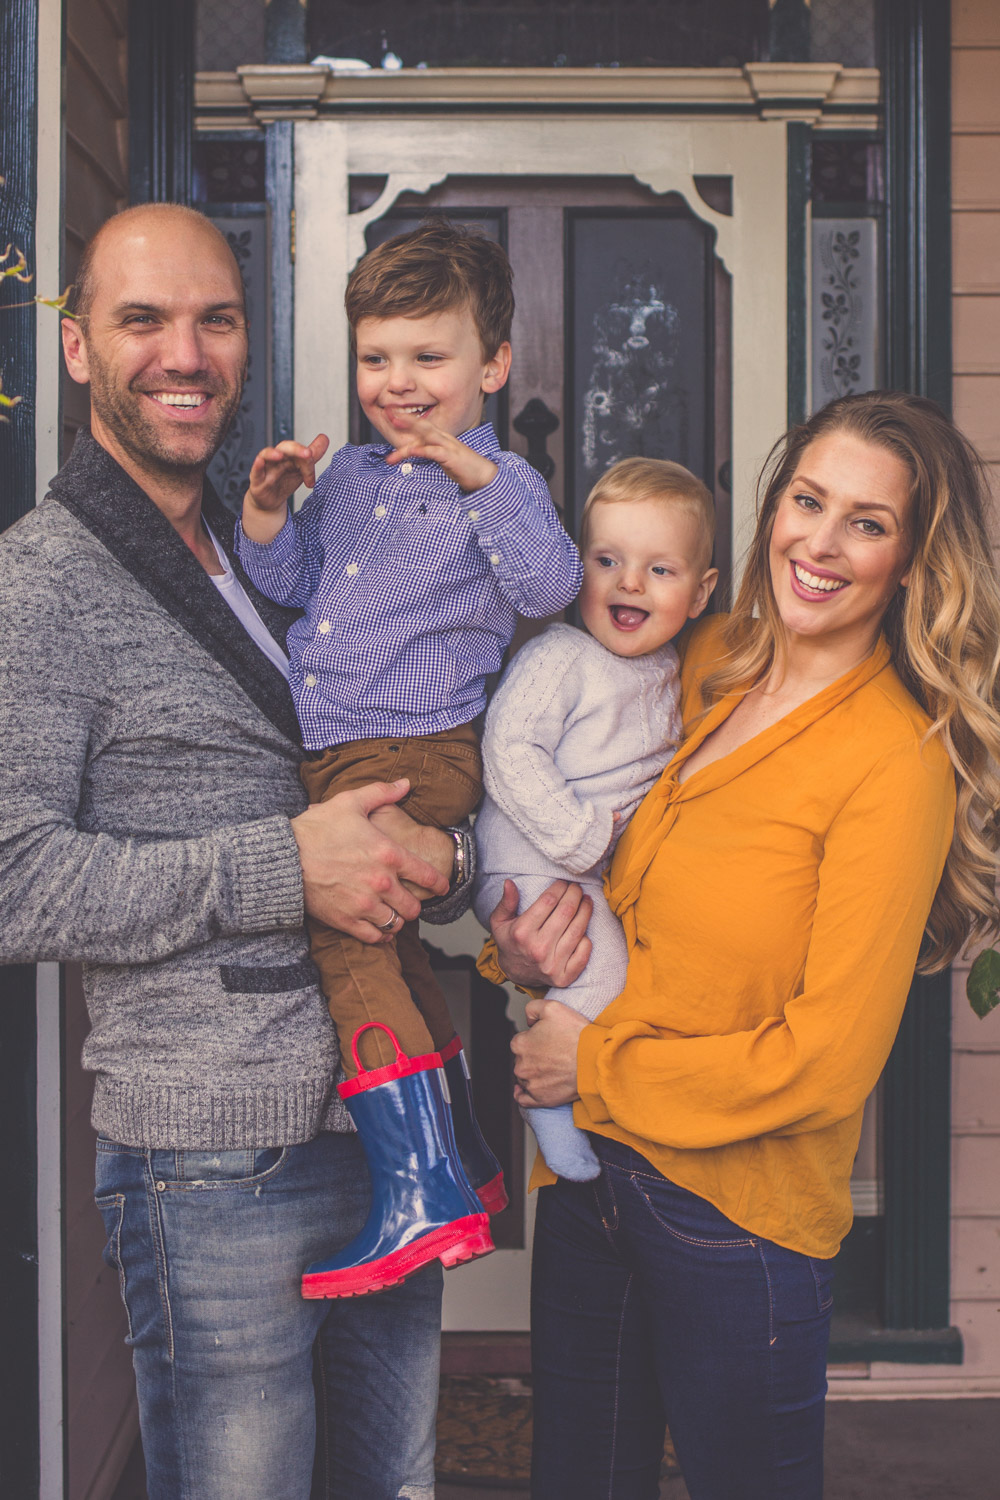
[218,960,318,994]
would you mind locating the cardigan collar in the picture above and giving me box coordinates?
[48,429,302,745]
[608,637,894,921]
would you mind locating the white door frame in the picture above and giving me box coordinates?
[291,112,791,1329]
[293,114,790,565]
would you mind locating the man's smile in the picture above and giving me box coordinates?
[148,391,209,409]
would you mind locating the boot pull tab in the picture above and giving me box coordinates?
[350,1022,406,1076]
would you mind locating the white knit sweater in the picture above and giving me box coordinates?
[475,623,683,884]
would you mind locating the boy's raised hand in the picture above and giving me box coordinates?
[385,412,498,495]
[242,433,329,543]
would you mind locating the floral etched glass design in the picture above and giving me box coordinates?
[810,217,879,412]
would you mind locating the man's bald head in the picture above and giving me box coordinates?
[69,203,245,322]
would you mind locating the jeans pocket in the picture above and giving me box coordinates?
[808,1255,836,1314]
[629,1172,756,1249]
[157,1146,288,1190]
[95,1192,134,1341]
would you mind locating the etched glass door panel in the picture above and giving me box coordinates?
[567,209,716,519]
[352,177,732,589]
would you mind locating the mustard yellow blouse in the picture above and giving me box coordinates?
[495,615,956,1259]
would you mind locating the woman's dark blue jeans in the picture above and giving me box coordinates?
[530,1136,834,1500]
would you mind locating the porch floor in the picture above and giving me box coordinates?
[111,1396,1000,1498]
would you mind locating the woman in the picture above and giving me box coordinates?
[480,392,1000,1499]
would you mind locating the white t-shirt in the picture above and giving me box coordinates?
[204,523,290,680]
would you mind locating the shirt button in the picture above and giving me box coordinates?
[400,463,413,475]
[490,553,500,565]
[468,509,480,522]
[305,674,317,687]
[345,562,358,576]
[318,620,331,634]
[374,505,386,519]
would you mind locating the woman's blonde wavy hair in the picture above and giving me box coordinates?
[703,391,1000,972]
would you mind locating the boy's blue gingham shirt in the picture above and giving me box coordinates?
[236,424,582,748]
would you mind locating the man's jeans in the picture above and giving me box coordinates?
[95,1131,441,1500]
[530,1137,834,1500]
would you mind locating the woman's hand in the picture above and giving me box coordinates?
[489,878,593,989]
[368,802,454,900]
[511,997,590,1108]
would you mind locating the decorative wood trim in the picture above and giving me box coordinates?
[882,972,954,1331]
[884,0,953,410]
[876,0,959,1357]
[196,64,881,133]
[128,0,194,203]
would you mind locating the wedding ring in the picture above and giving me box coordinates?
[377,908,401,933]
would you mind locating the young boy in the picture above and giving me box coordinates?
[236,220,581,1291]
[474,457,718,1181]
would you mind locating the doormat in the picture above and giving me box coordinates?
[434,1375,682,1489]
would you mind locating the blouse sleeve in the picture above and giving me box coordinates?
[576,735,956,1148]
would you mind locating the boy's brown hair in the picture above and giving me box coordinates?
[345,218,514,358]
[579,457,716,568]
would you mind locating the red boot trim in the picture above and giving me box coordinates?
[438,1034,463,1064]
[300,1214,494,1300]
[338,1049,443,1100]
[337,1025,445,1099]
[476,1172,509,1216]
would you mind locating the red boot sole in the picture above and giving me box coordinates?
[476,1172,509,1216]
[301,1214,494,1300]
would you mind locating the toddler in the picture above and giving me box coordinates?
[474,457,718,1180]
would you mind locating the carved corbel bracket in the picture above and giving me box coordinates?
[237,63,327,123]
[743,62,843,122]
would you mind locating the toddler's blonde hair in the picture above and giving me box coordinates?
[579,457,715,569]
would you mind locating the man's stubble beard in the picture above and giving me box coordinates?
[86,343,247,482]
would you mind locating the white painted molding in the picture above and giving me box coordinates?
[196,64,880,131]
[828,1376,1000,1399]
[237,63,326,122]
[293,114,788,569]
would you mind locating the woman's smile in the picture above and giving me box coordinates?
[788,560,849,599]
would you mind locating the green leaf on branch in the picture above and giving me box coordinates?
[967,948,1000,1018]
[0,243,32,283]
[0,372,22,422]
[36,287,76,317]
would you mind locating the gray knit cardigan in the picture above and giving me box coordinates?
[0,432,349,1146]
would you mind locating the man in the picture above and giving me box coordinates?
[0,203,455,1500]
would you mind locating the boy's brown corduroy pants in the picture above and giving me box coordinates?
[300,723,482,1073]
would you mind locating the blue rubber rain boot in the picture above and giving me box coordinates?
[439,1036,509,1216]
[301,1023,494,1299]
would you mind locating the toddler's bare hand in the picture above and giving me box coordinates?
[242,434,330,544]
[385,413,498,494]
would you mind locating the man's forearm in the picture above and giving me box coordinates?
[0,814,303,965]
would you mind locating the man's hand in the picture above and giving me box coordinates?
[369,802,455,901]
[242,433,330,544]
[290,779,448,943]
[489,878,593,990]
[511,997,589,1108]
[385,413,498,494]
